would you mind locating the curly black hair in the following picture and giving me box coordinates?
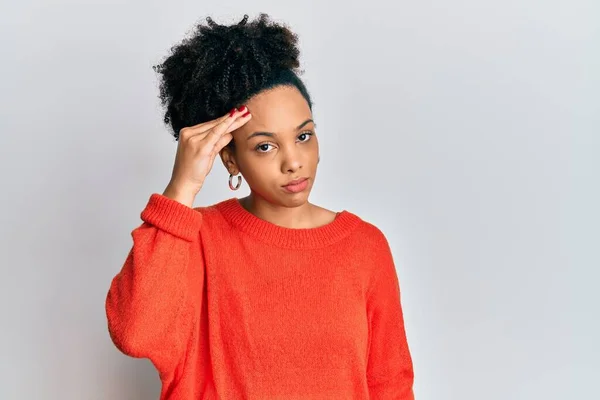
[152,13,313,145]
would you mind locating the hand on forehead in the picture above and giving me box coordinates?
[237,86,312,137]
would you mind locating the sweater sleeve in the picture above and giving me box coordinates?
[105,193,204,373]
[366,231,415,399]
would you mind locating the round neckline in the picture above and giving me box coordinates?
[214,197,362,249]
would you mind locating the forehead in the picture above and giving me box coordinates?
[241,86,312,133]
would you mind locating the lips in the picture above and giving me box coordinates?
[282,177,309,193]
[283,177,308,187]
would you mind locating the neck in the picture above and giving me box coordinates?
[239,192,316,229]
[214,196,360,249]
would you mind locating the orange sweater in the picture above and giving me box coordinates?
[106,193,414,399]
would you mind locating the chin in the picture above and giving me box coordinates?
[285,192,310,206]
[256,178,314,207]
[279,185,312,207]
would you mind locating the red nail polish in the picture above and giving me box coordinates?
[242,110,250,117]
[229,108,237,117]
[238,105,247,112]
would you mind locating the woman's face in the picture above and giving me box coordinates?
[220,85,319,207]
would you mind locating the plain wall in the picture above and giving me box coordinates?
[1,0,598,399]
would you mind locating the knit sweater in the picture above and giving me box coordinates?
[105,193,414,399]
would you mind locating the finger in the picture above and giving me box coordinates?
[224,112,252,133]
[203,133,233,175]
[213,132,234,154]
[179,118,222,139]
[205,110,251,145]
[180,108,240,138]
[191,111,251,147]
[191,112,231,131]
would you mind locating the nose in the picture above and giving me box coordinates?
[280,145,303,173]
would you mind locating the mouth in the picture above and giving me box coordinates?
[282,177,309,193]
[282,177,308,187]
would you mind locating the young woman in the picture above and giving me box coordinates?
[105,13,414,399]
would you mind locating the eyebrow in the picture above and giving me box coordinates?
[246,119,315,141]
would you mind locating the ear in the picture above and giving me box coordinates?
[219,146,239,175]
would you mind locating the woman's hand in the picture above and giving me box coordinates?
[163,106,251,206]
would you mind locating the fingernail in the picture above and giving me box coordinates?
[238,105,247,112]
[242,110,251,117]
[229,108,237,117]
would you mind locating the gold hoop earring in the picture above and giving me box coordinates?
[229,173,242,190]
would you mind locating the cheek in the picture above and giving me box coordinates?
[310,140,319,159]
[240,160,274,185]
[311,136,320,150]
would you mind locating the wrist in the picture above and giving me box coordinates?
[162,183,198,208]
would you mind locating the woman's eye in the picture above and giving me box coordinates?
[255,132,313,153]
[298,131,313,142]
[256,143,273,153]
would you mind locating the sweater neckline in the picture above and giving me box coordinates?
[214,197,362,249]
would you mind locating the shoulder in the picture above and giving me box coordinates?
[192,203,221,217]
[310,202,388,240]
[304,200,391,247]
[192,200,229,227]
[348,212,392,251]
[354,219,402,298]
[345,212,397,278]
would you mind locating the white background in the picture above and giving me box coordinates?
[1,1,598,399]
